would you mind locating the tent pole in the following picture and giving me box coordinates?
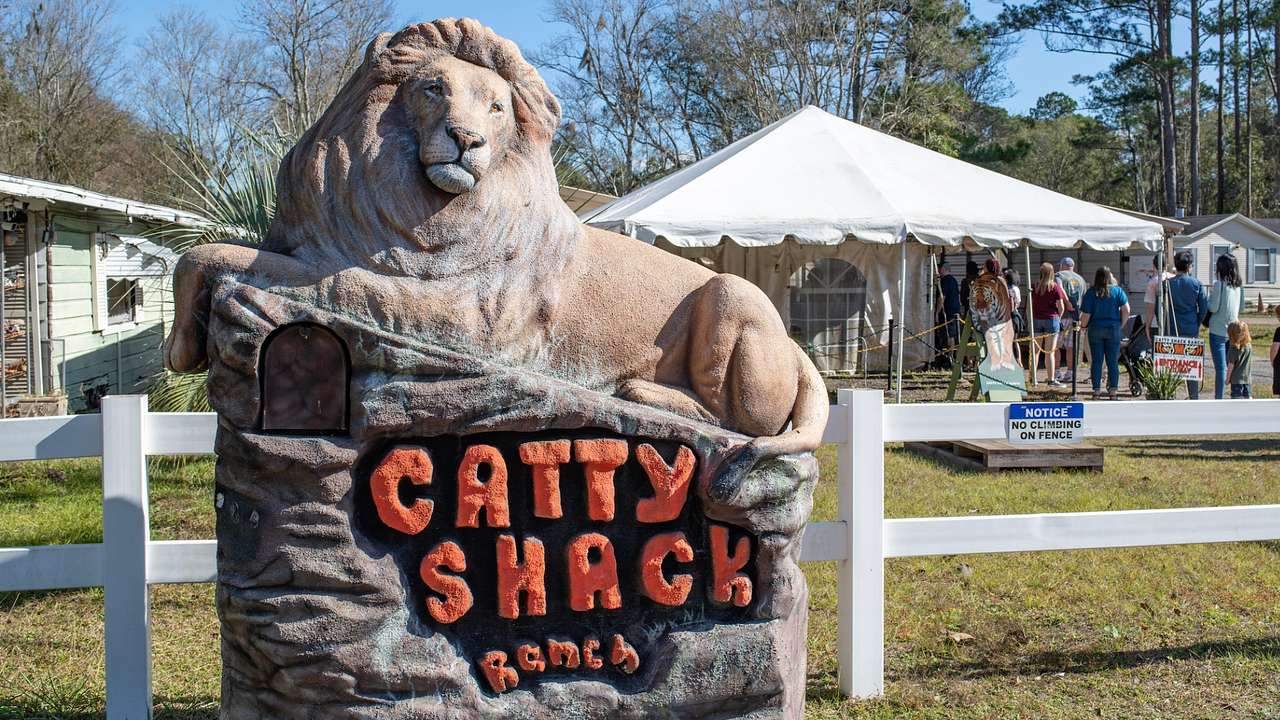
[928,249,937,338]
[896,241,907,403]
[1024,243,1036,389]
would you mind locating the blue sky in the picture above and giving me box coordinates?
[114,0,1115,115]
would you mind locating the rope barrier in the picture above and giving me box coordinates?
[806,317,1070,361]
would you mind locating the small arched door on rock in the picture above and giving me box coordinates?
[260,323,349,433]
[788,258,867,373]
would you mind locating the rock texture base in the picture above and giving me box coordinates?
[207,280,816,719]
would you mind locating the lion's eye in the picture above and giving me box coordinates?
[490,101,503,114]
[425,82,443,96]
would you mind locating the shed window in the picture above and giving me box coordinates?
[1252,248,1273,283]
[106,278,139,326]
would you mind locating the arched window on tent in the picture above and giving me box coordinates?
[788,258,867,372]
[260,323,349,433]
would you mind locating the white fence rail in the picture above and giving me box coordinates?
[1,392,1279,716]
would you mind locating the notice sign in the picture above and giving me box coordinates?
[1153,335,1205,381]
[1007,402,1084,444]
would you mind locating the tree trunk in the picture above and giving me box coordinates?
[1190,0,1202,215]
[1273,18,1280,207]
[1158,0,1178,216]
[1245,0,1253,214]
[1233,0,1241,168]
[1218,0,1227,212]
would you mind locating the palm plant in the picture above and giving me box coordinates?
[1134,361,1182,400]
[146,135,287,412]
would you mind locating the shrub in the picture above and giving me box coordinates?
[1135,362,1182,400]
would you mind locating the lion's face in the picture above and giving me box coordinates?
[404,55,516,195]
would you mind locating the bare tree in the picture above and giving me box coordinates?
[0,0,126,184]
[135,7,267,182]
[540,0,1003,192]
[536,0,685,193]
[238,0,393,140]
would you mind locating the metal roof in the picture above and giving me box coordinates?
[1178,213,1280,243]
[0,172,205,226]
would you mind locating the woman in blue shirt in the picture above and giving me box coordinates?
[1079,266,1131,400]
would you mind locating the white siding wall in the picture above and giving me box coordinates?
[48,218,174,410]
[1176,220,1280,312]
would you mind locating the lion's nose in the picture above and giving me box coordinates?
[447,124,486,152]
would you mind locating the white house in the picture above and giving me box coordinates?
[1172,214,1280,310]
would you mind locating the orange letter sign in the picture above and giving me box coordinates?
[456,444,510,528]
[516,643,545,672]
[582,636,604,669]
[572,439,627,521]
[640,532,694,606]
[370,446,434,534]
[495,534,547,619]
[634,444,695,523]
[709,524,753,607]
[610,634,639,674]
[566,532,622,611]
[478,651,519,693]
[547,639,581,669]
[518,440,570,519]
[419,540,473,624]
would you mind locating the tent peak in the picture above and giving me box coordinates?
[584,108,1165,252]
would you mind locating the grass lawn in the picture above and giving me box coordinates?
[2,437,1279,719]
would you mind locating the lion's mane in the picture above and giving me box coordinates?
[264,18,580,283]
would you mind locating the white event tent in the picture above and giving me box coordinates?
[582,106,1165,386]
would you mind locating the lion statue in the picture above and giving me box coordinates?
[165,17,827,458]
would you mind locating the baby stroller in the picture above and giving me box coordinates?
[1118,315,1152,397]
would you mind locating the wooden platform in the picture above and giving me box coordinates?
[905,439,1104,472]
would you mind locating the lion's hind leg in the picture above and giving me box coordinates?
[616,378,719,426]
[688,274,797,438]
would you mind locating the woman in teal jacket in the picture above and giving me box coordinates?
[1207,254,1244,399]
[1079,266,1131,400]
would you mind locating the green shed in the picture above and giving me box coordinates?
[1,172,204,413]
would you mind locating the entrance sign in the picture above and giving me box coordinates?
[161,17,825,720]
[1007,402,1085,444]
[361,432,754,695]
[1153,335,1205,381]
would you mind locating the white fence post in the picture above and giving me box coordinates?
[102,395,152,719]
[836,388,885,699]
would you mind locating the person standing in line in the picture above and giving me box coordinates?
[1030,262,1068,386]
[1143,254,1176,338]
[1079,266,1130,400]
[1004,268,1024,365]
[1055,257,1086,380]
[1225,320,1253,398]
[1163,251,1209,398]
[1271,305,1280,397]
[937,264,962,352]
[1207,254,1245,399]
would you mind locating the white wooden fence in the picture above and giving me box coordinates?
[2,391,1279,717]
